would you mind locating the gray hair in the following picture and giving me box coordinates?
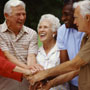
[73,0,90,17]
[4,0,26,15]
[37,14,61,32]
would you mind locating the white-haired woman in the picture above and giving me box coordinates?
[30,14,70,90]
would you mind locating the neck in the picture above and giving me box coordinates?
[85,24,90,35]
[43,39,56,55]
[6,21,20,36]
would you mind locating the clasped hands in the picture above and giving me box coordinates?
[23,64,50,90]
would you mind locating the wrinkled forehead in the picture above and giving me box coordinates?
[63,4,73,11]
[11,5,25,11]
[74,6,81,16]
[40,20,52,26]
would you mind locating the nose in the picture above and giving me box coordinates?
[20,14,25,20]
[61,15,66,22]
[74,18,76,24]
[38,26,43,33]
[38,28,43,32]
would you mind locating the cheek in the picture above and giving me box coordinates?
[38,29,41,34]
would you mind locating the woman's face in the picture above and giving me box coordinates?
[38,20,54,43]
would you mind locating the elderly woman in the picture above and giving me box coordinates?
[30,14,70,90]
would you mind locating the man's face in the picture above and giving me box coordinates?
[74,7,87,32]
[5,5,26,31]
[61,4,77,28]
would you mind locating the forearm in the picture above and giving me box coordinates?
[27,54,44,73]
[27,54,37,66]
[32,60,76,82]
[60,50,69,63]
[29,61,75,85]
[29,55,86,85]
[13,66,32,75]
[37,55,86,80]
[48,69,79,88]
[4,51,28,68]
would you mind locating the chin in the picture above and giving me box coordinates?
[65,24,70,28]
[18,26,23,30]
[39,39,44,42]
[78,29,83,32]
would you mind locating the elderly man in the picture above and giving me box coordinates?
[0,0,43,90]
[29,1,90,90]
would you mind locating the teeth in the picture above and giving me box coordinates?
[64,21,68,24]
[40,33,46,37]
[40,33,45,36]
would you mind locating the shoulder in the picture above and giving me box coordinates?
[57,24,68,37]
[57,24,67,40]
[23,26,37,36]
[58,24,66,32]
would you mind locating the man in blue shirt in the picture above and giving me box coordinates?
[57,2,84,90]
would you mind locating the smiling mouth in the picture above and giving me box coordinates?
[64,21,69,24]
[40,33,46,36]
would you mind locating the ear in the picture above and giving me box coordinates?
[53,31,57,36]
[52,31,57,38]
[85,14,90,22]
[4,13,9,20]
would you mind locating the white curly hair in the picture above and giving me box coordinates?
[73,0,90,17]
[4,0,26,16]
[37,14,61,32]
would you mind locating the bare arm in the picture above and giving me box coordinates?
[60,50,69,63]
[13,66,32,75]
[27,53,37,66]
[4,51,28,68]
[27,53,44,72]
[45,69,80,90]
[29,55,87,85]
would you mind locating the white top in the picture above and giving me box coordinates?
[37,43,70,90]
[37,43,60,69]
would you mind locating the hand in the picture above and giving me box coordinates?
[24,69,32,75]
[29,80,48,90]
[29,82,43,90]
[28,64,44,74]
[42,81,51,90]
[28,70,47,85]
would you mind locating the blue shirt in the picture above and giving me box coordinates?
[57,24,84,86]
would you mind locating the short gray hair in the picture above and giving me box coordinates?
[73,0,90,17]
[37,14,61,32]
[4,0,26,15]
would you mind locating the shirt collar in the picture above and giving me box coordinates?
[38,43,59,55]
[1,21,29,34]
[1,21,8,32]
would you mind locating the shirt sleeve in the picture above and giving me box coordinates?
[77,37,90,63]
[28,31,38,54]
[0,71,23,82]
[0,34,9,51]
[57,24,67,50]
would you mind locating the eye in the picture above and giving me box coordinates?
[16,13,20,16]
[63,12,73,16]
[44,26,49,29]
[38,26,42,29]
[22,13,26,16]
